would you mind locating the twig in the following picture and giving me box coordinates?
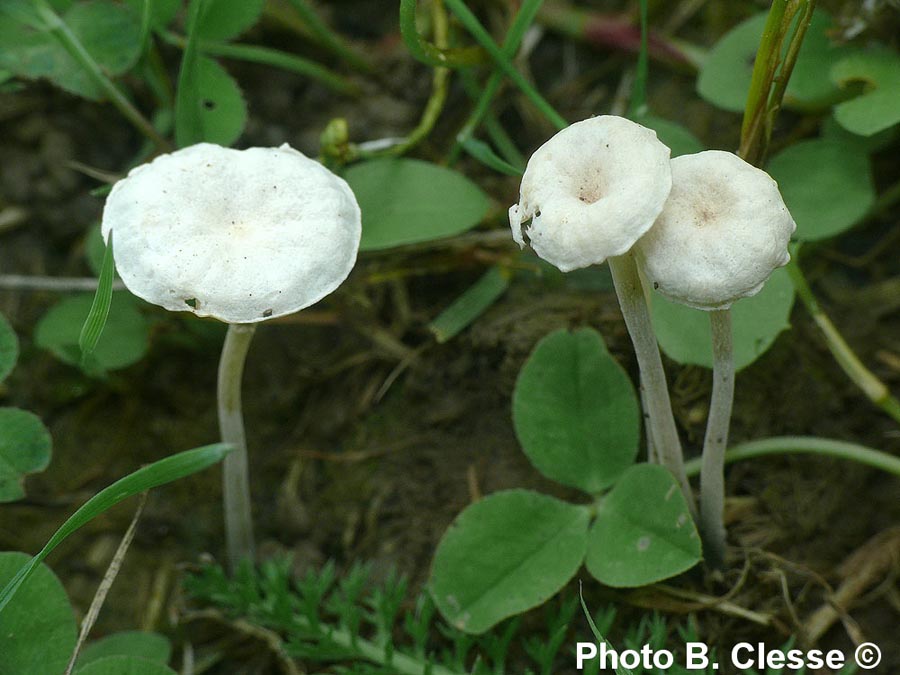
[0,275,127,292]
[64,493,148,675]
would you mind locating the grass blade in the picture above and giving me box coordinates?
[429,266,511,343]
[458,137,523,176]
[443,0,567,130]
[628,0,649,117]
[78,232,115,369]
[578,583,634,675]
[0,442,232,615]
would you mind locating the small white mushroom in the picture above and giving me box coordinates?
[634,149,795,568]
[509,115,672,272]
[101,142,361,569]
[102,142,361,324]
[509,116,694,510]
[634,150,795,311]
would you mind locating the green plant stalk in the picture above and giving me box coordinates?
[456,70,526,169]
[443,0,567,130]
[218,323,257,571]
[761,0,815,158]
[32,0,170,152]
[684,437,900,479]
[738,0,815,165]
[608,254,694,514]
[628,0,649,117]
[450,0,543,162]
[359,0,451,159]
[163,32,360,96]
[787,259,900,425]
[399,0,484,68]
[738,0,791,162]
[284,0,374,74]
[699,309,733,570]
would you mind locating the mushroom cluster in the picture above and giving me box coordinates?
[509,116,795,567]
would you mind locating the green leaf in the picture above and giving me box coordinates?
[585,464,701,587]
[831,47,900,136]
[636,114,704,158]
[512,329,640,494]
[821,113,898,154]
[651,267,795,371]
[0,312,18,383]
[36,293,150,375]
[194,57,246,145]
[0,443,232,615]
[194,0,264,42]
[697,10,847,113]
[429,490,590,634]
[79,231,116,366]
[0,552,76,675]
[429,266,510,343]
[767,139,875,241]
[0,0,143,100]
[176,54,247,147]
[0,408,52,502]
[77,632,171,668]
[344,158,492,251]
[76,656,177,675]
[783,11,852,109]
[123,0,180,30]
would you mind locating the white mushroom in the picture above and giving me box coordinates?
[635,150,795,311]
[102,142,361,324]
[634,149,795,568]
[509,115,672,272]
[509,116,694,510]
[101,142,361,568]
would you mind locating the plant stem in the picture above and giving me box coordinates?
[787,258,900,425]
[0,275,127,292]
[218,323,257,572]
[684,436,900,479]
[699,309,734,570]
[33,0,171,153]
[448,0,542,163]
[608,254,694,513]
[360,0,450,158]
[162,32,360,96]
[443,0,568,130]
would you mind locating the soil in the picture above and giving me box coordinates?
[1,1,898,674]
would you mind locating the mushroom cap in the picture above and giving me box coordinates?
[508,116,672,272]
[101,143,361,324]
[635,150,795,311]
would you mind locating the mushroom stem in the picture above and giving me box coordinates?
[608,253,694,512]
[699,309,734,570]
[218,323,257,571]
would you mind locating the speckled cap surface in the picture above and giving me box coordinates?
[102,143,361,323]
[509,116,672,272]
